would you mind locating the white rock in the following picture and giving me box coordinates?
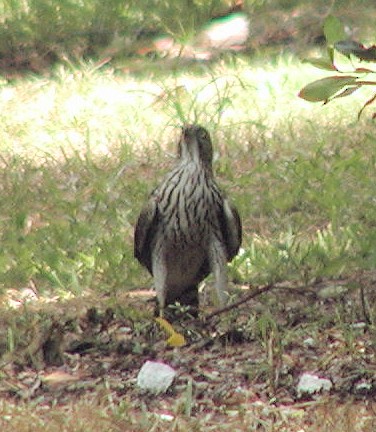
[351,322,366,330]
[137,361,177,394]
[297,373,332,398]
[156,413,174,422]
[303,337,315,347]
[355,382,372,393]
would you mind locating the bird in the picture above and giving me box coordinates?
[134,124,242,320]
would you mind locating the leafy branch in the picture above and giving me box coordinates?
[299,16,376,119]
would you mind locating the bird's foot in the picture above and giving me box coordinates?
[155,317,186,347]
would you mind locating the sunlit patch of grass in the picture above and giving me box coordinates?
[0,53,373,160]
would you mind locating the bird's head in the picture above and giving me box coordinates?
[178,124,213,168]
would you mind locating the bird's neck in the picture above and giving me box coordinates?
[179,157,213,176]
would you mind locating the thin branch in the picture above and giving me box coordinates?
[199,277,352,323]
[360,284,371,325]
[202,283,275,322]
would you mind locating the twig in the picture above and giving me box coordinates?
[360,284,371,325]
[202,283,275,322]
[200,277,351,323]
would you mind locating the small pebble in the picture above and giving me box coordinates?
[303,337,315,347]
[297,373,332,398]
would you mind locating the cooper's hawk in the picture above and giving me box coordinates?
[134,124,242,316]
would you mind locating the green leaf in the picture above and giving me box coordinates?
[330,85,360,101]
[303,57,337,71]
[298,76,358,102]
[335,40,376,62]
[323,16,346,46]
[334,40,364,57]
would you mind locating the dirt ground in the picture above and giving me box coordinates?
[0,276,375,430]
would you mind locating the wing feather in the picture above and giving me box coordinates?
[134,198,159,274]
[218,198,242,261]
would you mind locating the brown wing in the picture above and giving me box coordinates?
[218,198,242,261]
[134,198,159,274]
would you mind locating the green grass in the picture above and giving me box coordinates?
[1,53,376,297]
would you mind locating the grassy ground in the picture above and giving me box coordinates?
[1,52,376,293]
[0,50,376,430]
